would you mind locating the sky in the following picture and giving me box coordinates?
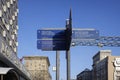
[18,0,120,80]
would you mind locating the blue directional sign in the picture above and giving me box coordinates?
[37,28,66,50]
[37,28,99,50]
[72,29,99,39]
[37,29,66,40]
[37,39,66,50]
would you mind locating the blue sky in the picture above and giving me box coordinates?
[18,0,120,79]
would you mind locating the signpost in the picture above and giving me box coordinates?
[36,9,120,80]
[37,28,66,80]
[37,10,99,80]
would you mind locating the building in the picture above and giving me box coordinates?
[77,68,92,80]
[92,50,120,80]
[0,0,18,55]
[0,0,31,80]
[92,50,111,80]
[24,56,51,80]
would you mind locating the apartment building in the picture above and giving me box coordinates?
[24,56,51,80]
[0,0,31,80]
[77,50,120,80]
[0,0,18,55]
[92,50,120,80]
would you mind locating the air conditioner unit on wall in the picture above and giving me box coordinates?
[14,47,16,52]
[6,24,10,30]
[12,35,15,39]
[1,42,5,54]
[10,19,13,25]
[2,30,6,37]
[14,30,17,34]
[10,0,13,4]
[12,15,15,20]
[7,2,10,8]
[0,10,2,17]
[2,18,5,24]
[15,12,17,16]
[3,5,7,12]
[9,40,12,46]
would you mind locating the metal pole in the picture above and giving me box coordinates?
[66,50,70,80]
[1,75,3,80]
[66,9,72,80]
[56,51,60,80]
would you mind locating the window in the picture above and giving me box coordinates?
[117,71,120,74]
[116,76,120,80]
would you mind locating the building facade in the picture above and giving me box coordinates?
[0,0,18,55]
[24,56,51,80]
[77,68,92,80]
[0,0,31,80]
[92,50,120,80]
[92,50,111,80]
[77,50,120,80]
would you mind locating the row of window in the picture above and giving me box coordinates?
[0,7,18,30]
[26,64,47,70]
[0,0,18,20]
[0,25,18,53]
[0,0,18,53]
[0,0,19,33]
[0,37,16,54]
[30,71,50,80]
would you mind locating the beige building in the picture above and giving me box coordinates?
[23,56,51,80]
[92,50,120,80]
